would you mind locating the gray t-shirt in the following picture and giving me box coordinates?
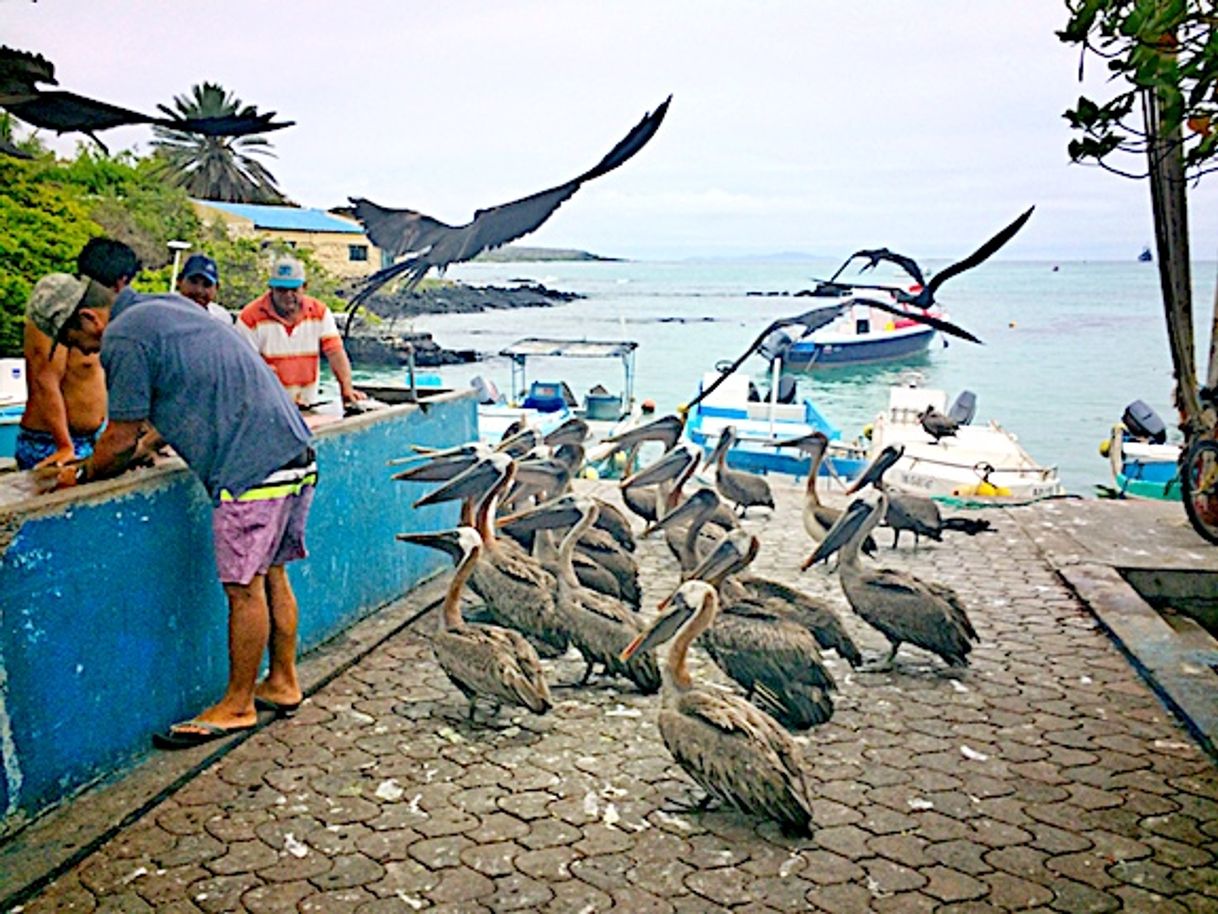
[103,290,311,500]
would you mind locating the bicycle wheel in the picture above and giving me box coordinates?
[1182,438,1218,545]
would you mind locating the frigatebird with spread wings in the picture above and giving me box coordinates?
[805,207,1034,308]
[1,46,293,158]
[344,96,672,317]
[686,208,1034,410]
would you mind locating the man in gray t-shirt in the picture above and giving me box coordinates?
[35,273,316,749]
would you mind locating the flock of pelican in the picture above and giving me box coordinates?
[392,413,985,838]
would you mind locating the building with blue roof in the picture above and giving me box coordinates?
[192,200,387,279]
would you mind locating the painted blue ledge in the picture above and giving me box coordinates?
[0,391,476,834]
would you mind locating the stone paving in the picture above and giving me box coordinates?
[12,480,1218,913]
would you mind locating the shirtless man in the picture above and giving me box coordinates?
[15,238,139,470]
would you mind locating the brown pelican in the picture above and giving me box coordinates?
[802,493,978,669]
[396,527,551,720]
[605,413,686,521]
[651,490,862,669]
[620,580,814,835]
[415,454,569,656]
[918,406,959,443]
[706,426,774,516]
[775,431,876,558]
[346,97,670,311]
[849,445,992,548]
[501,495,660,693]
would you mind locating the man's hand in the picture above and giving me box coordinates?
[31,461,80,494]
[34,445,76,469]
[342,387,368,404]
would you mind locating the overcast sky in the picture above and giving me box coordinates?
[7,0,1217,261]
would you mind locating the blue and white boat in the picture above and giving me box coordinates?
[684,371,866,480]
[0,357,27,461]
[1100,400,1181,500]
[775,296,942,369]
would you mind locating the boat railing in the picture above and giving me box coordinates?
[902,450,1059,479]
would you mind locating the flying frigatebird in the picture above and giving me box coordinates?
[1,46,294,158]
[685,207,1034,411]
[341,96,672,331]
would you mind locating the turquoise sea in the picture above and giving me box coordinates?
[348,257,1216,497]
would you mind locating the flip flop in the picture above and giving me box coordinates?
[152,719,255,751]
[254,696,302,717]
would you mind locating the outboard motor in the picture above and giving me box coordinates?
[773,375,797,404]
[947,389,977,426]
[1122,399,1167,444]
[758,327,794,363]
[470,375,501,405]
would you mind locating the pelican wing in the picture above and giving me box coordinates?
[433,625,551,713]
[662,690,812,833]
[855,568,976,665]
[736,576,863,668]
[703,610,835,692]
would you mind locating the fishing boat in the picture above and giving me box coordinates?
[1139,246,1153,263]
[0,357,26,461]
[765,293,944,370]
[684,368,867,480]
[866,385,1065,501]
[1099,400,1181,500]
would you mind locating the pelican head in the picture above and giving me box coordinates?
[413,452,513,508]
[544,417,590,448]
[681,528,759,589]
[800,497,877,569]
[497,493,593,533]
[606,413,684,451]
[620,442,699,491]
[396,526,482,566]
[497,427,544,458]
[773,430,828,456]
[846,444,904,495]
[619,580,717,661]
[642,487,719,537]
[705,425,737,469]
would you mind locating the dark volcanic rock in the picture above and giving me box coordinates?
[344,281,582,368]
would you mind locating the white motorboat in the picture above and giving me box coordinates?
[866,385,1064,501]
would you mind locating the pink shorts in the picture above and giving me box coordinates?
[212,485,315,585]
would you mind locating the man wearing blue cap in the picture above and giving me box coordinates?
[177,253,232,324]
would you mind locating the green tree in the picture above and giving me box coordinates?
[150,83,287,204]
[1060,1,1218,432]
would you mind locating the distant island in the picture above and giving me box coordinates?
[473,245,618,263]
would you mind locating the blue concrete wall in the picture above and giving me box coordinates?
[0,393,475,832]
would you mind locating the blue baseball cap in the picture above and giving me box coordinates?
[180,253,219,285]
[268,255,306,289]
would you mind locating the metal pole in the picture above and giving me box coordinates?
[167,241,190,293]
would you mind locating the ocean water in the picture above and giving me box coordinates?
[348,257,1216,496]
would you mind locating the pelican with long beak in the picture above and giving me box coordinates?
[679,530,836,729]
[802,492,978,669]
[775,431,874,554]
[414,453,569,656]
[396,527,551,721]
[706,425,774,516]
[848,445,992,548]
[620,580,814,836]
[607,415,687,523]
[499,495,660,693]
[651,487,863,669]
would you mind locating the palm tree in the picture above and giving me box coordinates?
[151,83,287,203]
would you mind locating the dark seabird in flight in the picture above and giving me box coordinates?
[344,96,672,316]
[1,46,293,158]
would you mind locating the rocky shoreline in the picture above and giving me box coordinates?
[343,281,583,367]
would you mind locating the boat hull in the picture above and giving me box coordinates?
[785,323,936,368]
[869,386,1065,501]
[1111,438,1181,501]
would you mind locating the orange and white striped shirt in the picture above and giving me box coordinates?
[236,293,342,405]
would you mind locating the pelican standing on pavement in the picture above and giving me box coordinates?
[802,491,979,669]
[620,580,814,835]
[706,425,774,516]
[396,527,551,721]
[500,495,661,693]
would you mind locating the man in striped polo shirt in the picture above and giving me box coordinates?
[236,256,366,409]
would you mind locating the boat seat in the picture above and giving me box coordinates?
[948,390,977,426]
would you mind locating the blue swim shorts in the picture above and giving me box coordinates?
[15,426,100,471]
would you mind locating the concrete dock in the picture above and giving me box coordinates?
[4,480,1217,913]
